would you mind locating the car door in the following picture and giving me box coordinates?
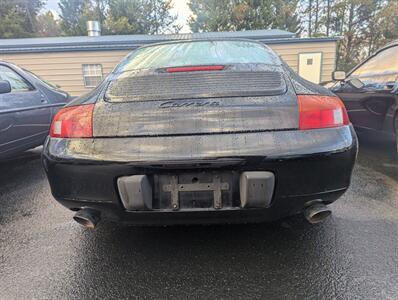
[335,83,396,132]
[334,45,398,134]
[0,64,51,157]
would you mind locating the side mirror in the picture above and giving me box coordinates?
[347,78,365,89]
[332,71,346,81]
[0,80,11,94]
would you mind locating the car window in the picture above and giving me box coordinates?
[350,46,398,88]
[0,65,33,92]
[114,40,281,73]
[23,69,59,90]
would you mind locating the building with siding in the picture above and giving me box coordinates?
[0,29,338,96]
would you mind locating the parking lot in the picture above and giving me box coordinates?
[1,138,398,299]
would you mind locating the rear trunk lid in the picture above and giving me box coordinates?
[93,66,298,137]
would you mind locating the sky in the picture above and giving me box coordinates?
[171,0,192,33]
[44,0,193,33]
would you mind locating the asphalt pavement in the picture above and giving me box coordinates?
[1,139,398,300]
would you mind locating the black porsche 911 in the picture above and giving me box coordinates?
[42,39,357,228]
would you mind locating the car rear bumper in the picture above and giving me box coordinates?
[42,126,358,225]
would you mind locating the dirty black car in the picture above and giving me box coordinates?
[42,40,357,228]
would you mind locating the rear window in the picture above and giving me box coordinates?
[113,40,280,73]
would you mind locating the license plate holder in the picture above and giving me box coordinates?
[162,174,230,210]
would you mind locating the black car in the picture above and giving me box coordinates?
[328,40,398,147]
[42,40,357,228]
[0,61,70,159]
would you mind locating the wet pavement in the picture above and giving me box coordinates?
[1,140,398,300]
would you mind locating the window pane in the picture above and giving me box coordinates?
[82,64,103,87]
[84,76,102,87]
[351,46,398,86]
[0,65,32,92]
[114,41,280,73]
[24,69,59,90]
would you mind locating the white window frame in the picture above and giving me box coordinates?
[82,64,103,88]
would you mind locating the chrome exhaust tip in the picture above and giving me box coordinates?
[73,208,101,229]
[304,203,331,224]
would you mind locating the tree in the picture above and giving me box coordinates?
[105,0,180,34]
[0,0,44,38]
[324,0,333,36]
[273,0,302,34]
[93,0,108,26]
[301,0,326,37]
[363,0,398,54]
[188,0,301,33]
[59,0,89,35]
[380,1,398,40]
[59,0,106,36]
[188,0,235,32]
[146,0,180,34]
[36,11,62,37]
[233,1,275,31]
[297,0,398,71]
[332,0,385,70]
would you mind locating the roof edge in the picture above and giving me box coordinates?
[0,36,338,55]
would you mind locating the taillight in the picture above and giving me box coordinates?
[166,65,225,73]
[298,95,349,130]
[50,104,94,138]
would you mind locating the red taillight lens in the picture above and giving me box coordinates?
[298,95,349,130]
[50,104,94,138]
[166,65,225,73]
